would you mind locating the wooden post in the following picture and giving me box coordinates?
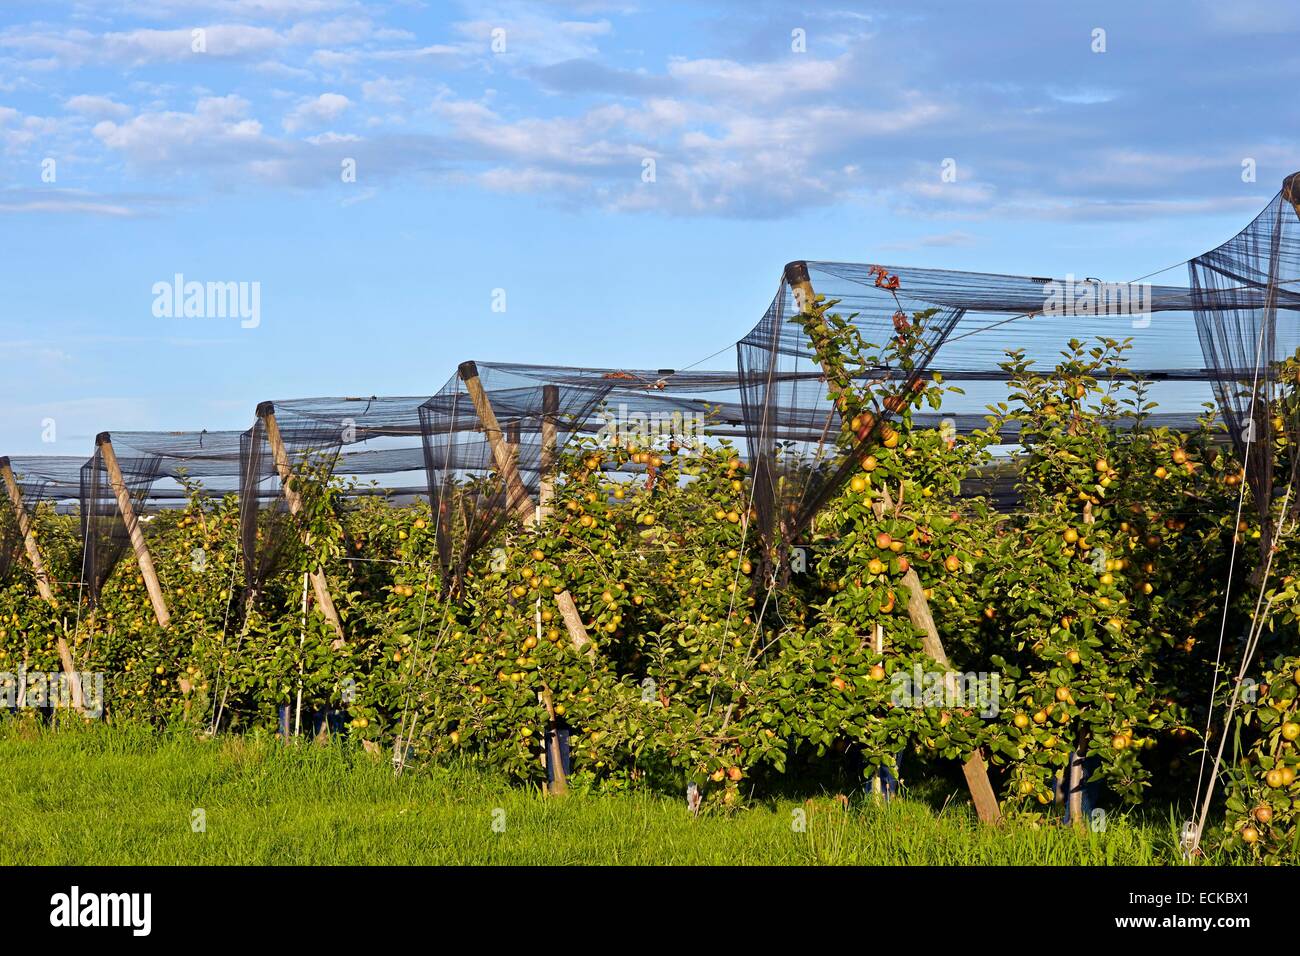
[538,384,559,522]
[458,362,593,656]
[1065,748,1087,829]
[534,384,571,794]
[1283,171,1300,218]
[541,687,568,795]
[1064,503,1099,827]
[458,362,536,523]
[1,458,56,604]
[883,494,1001,825]
[55,631,86,713]
[505,421,523,491]
[97,433,170,629]
[0,457,84,711]
[255,403,346,645]
[553,595,592,655]
[786,262,1003,825]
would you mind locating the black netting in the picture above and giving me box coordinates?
[4,457,84,508]
[237,405,351,591]
[1190,178,1300,544]
[1,459,78,589]
[414,362,768,593]
[4,173,1300,600]
[79,445,163,605]
[0,479,35,582]
[0,519,17,582]
[739,261,964,577]
[238,421,294,591]
[419,363,614,593]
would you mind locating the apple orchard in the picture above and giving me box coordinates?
[1,288,1298,865]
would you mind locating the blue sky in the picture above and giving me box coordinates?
[1,0,1298,456]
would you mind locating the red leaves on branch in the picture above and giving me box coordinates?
[870,266,901,290]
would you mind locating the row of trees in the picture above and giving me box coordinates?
[0,299,1296,861]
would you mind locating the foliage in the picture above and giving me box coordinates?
[0,291,1295,862]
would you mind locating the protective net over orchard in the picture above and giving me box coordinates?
[3,173,1298,599]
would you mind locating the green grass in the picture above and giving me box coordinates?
[0,720,1215,865]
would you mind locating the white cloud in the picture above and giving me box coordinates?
[431,96,647,168]
[0,186,175,217]
[1047,86,1120,105]
[339,185,377,205]
[283,17,374,47]
[2,1,1290,223]
[64,94,131,119]
[93,95,266,166]
[452,13,612,64]
[361,76,409,105]
[1196,0,1300,34]
[0,195,135,215]
[1065,149,1231,188]
[667,55,851,104]
[283,92,351,132]
[422,82,950,217]
[477,166,590,193]
[0,19,355,69]
[103,25,283,63]
[306,130,360,144]
[0,107,61,152]
[110,0,358,17]
[0,340,73,363]
[905,179,997,205]
[253,59,316,80]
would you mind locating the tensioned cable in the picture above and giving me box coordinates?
[676,341,736,374]
[937,260,1272,350]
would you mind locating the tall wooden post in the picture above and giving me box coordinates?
[1,458,56,604]
[506,421,522,475]
[97,433,170,629]
[534,385,568,793]
[0,457,84,710]
[1283,171,1300,218]
[255,403,346,645]
[541,686,568,796]
[458,362,537,523]
[538,385,559,522]
[785,261,1002,825]
[458,362,592,655]
[1064,504,1098,827]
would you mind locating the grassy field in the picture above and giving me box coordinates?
[0,721,1218,865]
